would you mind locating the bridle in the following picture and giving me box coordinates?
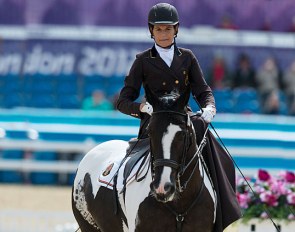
[150,110,209,232]
[150,110,202,192]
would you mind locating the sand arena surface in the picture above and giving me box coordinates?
[0,184,238,232]
[0,184,76,232]
[0,184,72,211]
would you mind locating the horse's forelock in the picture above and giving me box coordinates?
[159,93,180,108]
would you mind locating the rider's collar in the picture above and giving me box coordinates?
[150,44,182,58]
[155,43,175,50]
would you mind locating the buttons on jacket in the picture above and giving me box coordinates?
[175,80,179,84]
[162,82,166,85]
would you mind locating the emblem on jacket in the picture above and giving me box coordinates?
[183,70,189,86]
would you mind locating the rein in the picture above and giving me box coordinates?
[177,126,209,191]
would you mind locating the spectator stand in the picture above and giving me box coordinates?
[55,73,81,109]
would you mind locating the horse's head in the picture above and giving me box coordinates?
[145,86,197,203]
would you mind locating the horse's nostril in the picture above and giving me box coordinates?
[164,182,173,192]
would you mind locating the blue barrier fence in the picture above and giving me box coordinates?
[0,108,294,185]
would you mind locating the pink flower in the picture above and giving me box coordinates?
[260,191,278,206]
[254,184,266,194]
[287,193,295,205]
[270,180,289,195]
[258,169,271,182]
[288,214,295,220]
[285,171,295,183]
[237,193,250,208]
[278,171,295,183]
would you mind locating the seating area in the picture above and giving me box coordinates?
[213,89,261,114]
[0,73,120,110]
[213,89,289,115]
[0,71,290,115]
[191,88,289,115]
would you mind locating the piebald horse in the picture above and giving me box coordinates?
[72,87,216,232]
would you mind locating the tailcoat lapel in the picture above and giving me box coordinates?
[170,47,185,74]
[146,45,184,81]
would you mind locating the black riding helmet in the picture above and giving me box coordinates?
[148,3,179,26]
[148,3,179,39]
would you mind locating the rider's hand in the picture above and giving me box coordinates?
[200,105,216,123]
[140,102,153,115]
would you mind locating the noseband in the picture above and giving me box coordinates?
[150,110,199,191]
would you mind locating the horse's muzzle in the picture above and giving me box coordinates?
[150,181,176,202]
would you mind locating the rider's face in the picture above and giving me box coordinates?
[152,25,176,47]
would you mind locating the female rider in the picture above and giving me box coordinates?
[116,3,241,231]
[117,3,215,138]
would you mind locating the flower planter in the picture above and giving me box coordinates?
[238,218,295,232]
[236,169,295,231]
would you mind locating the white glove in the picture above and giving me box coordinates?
[200,105,216,123]
[140,102,153,115]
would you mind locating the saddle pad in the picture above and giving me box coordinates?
[98,154,150,191]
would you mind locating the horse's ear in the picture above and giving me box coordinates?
[176,87,191,109]
[144,85,159,106]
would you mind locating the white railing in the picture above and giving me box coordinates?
[0,138,97,153]
[0,159,79,173]
[0,139,97,174]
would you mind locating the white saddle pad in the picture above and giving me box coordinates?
[98,155,150,192]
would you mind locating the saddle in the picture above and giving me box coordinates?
[112,138,150,214]
[123,137,150,185]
